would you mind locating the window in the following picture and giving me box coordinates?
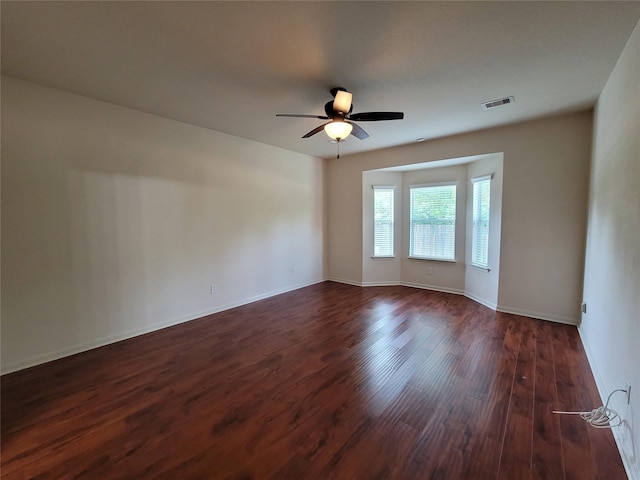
[471,176,491,268]
[409,183,457,260]
[373,186,394,257]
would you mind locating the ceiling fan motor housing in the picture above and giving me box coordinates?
[325,101,351,118]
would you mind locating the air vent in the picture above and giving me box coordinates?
[482,96,515,109]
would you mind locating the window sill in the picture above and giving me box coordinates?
[408,256,456,263]
[372,255,395,259]
[469,263,491,272]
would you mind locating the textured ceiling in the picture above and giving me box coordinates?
[2,1,640,159]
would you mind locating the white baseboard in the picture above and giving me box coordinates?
[327,277,363,287]
[464,291,498,310]
[334,277,466,297]
[578,327,639,480]
[496,304,579,325]
[2,318,196,375]
[1,279,324,375]
[401,281,465,296]
[361,281,401,287]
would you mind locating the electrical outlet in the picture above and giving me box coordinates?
[581,302,587,314]
[210,284,217,294]
[427,266,433,275]
[626,381,631,404]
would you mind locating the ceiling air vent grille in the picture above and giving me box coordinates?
[482,96,515,109]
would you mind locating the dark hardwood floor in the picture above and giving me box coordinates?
[1,282,626,479]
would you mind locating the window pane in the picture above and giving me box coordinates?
[409,185,456,260]
[472,179,491,267]
[373,188,394,256]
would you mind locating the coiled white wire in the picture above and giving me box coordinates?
[552,389,626,429]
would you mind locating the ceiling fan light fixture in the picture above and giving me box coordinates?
[324,120,352,141]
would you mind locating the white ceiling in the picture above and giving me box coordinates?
[2,1,640,159]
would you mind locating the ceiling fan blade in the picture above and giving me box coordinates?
[333,90,352,114]
[276,114,330,119]
[302,122,330,138]
[348,121,369,140]
[348,112,404,121]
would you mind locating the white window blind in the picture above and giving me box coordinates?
[471,176,491,268]
[373,186,394,257]
[409,183,456,260]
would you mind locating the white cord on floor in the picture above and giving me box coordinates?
[552,389,626,429]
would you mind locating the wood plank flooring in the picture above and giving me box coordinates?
[1,282,626,479]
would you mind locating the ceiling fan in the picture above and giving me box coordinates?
[276,88,404,147]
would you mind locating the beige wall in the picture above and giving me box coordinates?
[1,77,325,373]
[581,19,640,479]
[327,111,592,324]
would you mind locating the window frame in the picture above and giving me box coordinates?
[408,182,458,262]
[471,175,492,270]
[372,185,395,258]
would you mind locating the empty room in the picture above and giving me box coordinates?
[1,2,639,479]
